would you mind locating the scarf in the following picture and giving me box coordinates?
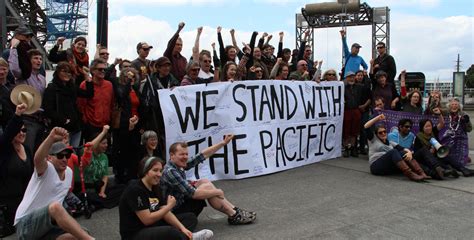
[416,131,433,147]
[69,48,89,77]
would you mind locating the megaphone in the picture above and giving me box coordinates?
[429,138,449,158]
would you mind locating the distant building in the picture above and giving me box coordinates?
[425,81,452,97]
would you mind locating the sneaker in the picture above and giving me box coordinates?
[234,207,256,219]
[350,147,359,157]
[228,209,256,225]
[192,229,214,240]
[343,146,350,158]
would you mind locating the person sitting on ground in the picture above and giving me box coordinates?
[161,135,257,225]
[0,104,32,236]
[412,114,458,180]
[83,125,125,209]
[415,117,474,177]
[14,127,94,239]
[119,157,214,240]
[364,113,428,181]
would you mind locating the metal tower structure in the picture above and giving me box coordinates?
[45,0,88,42]
[296,1,390,62]
[2,0,52,68]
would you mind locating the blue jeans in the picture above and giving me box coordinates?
[370,149,403,175]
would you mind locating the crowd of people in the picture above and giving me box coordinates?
[0,22,472,239]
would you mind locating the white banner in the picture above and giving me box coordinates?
[158,80,344,180]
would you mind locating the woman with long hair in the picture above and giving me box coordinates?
[119,157,213,240]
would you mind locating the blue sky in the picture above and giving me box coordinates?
[85,0,473,81]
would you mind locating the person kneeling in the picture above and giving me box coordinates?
[161,135,256,225]
[119,157,213,240]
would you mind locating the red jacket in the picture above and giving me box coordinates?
[78,79,114,127]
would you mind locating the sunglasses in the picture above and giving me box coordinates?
[377,130,387,135]
[95,68,106,72]
[255,70,263,73]
[142,48,151,51]
[403,125,412,129]
[202,60,212,63]
[99,52,110,55]
[377,46,385,49]
[20,128,27,133]
[55,152,72,159]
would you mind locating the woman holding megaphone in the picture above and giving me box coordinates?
[414,116,474,178]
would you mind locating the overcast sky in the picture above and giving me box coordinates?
[80,0,473,81]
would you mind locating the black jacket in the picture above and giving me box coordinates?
[42,78,94,133]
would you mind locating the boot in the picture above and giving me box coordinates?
[444,166,459,178]
[407,159,431,180]
[460,167,474,177]
[396,161,424,182]
[350,147,359,157]
[433,166,445,180]
[343,146,350,158]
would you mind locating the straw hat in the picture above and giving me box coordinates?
[10,84,42,114]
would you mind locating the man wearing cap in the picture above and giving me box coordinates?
[340,29,368,78]
[14,127,94,239]
[131,42,153,81]
[164,22,188,82]
[371,42,396,85]
[343,71,365,157]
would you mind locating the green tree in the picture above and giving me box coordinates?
[466,64,474,88]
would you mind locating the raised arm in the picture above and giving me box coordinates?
[164,22,185,59]
[270,58,282,79]
[217,26,227,66]
[48,37,67,63]
[258,32,267,49]
[364,113,385,129]
[277,32,284,58]
[230,29,241,53]
[201,134,234,159]
[90,125,110,149]
[192,27,203,63]
[340,29,350,58]
[297,30,310,61]
[34,127,69,176]
[400,70,407,98]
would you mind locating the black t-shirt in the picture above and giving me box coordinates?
[119,179,164,239]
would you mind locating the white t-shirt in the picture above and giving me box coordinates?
[14,161,72,225]
[198,69,213,79]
